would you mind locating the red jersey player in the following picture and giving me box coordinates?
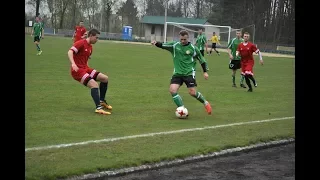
[72,20,87,43]
[67,29,112,115]
[236,32,264,92]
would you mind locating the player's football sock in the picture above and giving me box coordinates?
[91,88,101,108]
[240,74,245,84]
[232,75,236,85]
[172,93,184,107]
[99,82,108,101]
[36,44,41,51]
[192,91,206,104]
[245,75,252,90]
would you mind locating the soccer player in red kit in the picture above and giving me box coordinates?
[67,29,112,115]
[236,32,264,92]
[72,20,87,43]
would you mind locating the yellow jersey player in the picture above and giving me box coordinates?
[209,32,221,56]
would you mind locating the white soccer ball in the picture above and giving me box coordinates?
[175,106,188,119]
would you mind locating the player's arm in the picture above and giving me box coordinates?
[81,28,87,39]
[151,41,175,52]
[227,39,233,59]
[72,26,77,39]
[67,41,84,71]
[41,26,44,38]
[236,45,241,57]
[194,47,209,74]
[204,36,208,53]
[252,45,264,65]
[216,36,221,45]
[31,24,35,36]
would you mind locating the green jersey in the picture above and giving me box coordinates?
[195,34,207,50]
[160,41,208,77]
[33,22,43,37]
[227,37,244,60]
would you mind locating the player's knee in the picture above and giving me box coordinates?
[97,73,108,83]
[188,88,196,96]
[169,87,178,94]
[85,78,99,88]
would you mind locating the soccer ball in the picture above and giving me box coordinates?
[175,106,188,119]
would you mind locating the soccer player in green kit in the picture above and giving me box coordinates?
[227,30,246,88]
[31,16,44,55]
[195,29,207,56]
[151,30,212,115]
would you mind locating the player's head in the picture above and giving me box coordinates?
[213,32,216,35]
[179,30,189,45]
[198,29,203,34]
[87,29,100,44]
[236,30,242,38]
[35,16,40,22]
[243,32,250,42]
[79,20,84,27]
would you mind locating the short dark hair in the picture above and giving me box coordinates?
[79,20,84,23]
[179,30,189,36]
[88,29,100,37]
[244,32,250,35]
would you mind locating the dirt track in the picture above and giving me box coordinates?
[104,143,295,180]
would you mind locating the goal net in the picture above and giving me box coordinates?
[164,22,232,48]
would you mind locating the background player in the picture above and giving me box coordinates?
[195,29,207,56]
[31,16,44,55]
[151,30,212,115]
[227,30,246,88]
[208,32,220,56]
[67,29,112,115]
[72,20,87,43]
[236,32,264,92]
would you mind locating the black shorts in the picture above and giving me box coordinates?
[34,36,41,42]
[229,60,241,70]
[200,50,205,56]
[211,43,217,49]
[170,75,197,88]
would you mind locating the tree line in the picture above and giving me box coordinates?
[25,0,294,46]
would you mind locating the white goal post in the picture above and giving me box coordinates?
[164,22,232,48]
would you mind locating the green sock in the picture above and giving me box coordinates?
[240,74,245,84]
[36,44,41,51]
[193,91,207,104]
[232,75,235,85]
[172,93,184,107]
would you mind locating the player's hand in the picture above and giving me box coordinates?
[41,36,44,39]
[31,34,33,37]
[229,54,233,60]
[71,63,79,72]
[203,72,209,80]
[151,40,157,45]
[260,60,264,66]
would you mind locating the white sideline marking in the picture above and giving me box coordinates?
[25,116,294,152]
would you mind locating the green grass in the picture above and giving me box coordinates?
[25,36,295,180]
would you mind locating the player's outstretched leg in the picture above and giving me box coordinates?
[189,89,212,115]
[248,75,257,87]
